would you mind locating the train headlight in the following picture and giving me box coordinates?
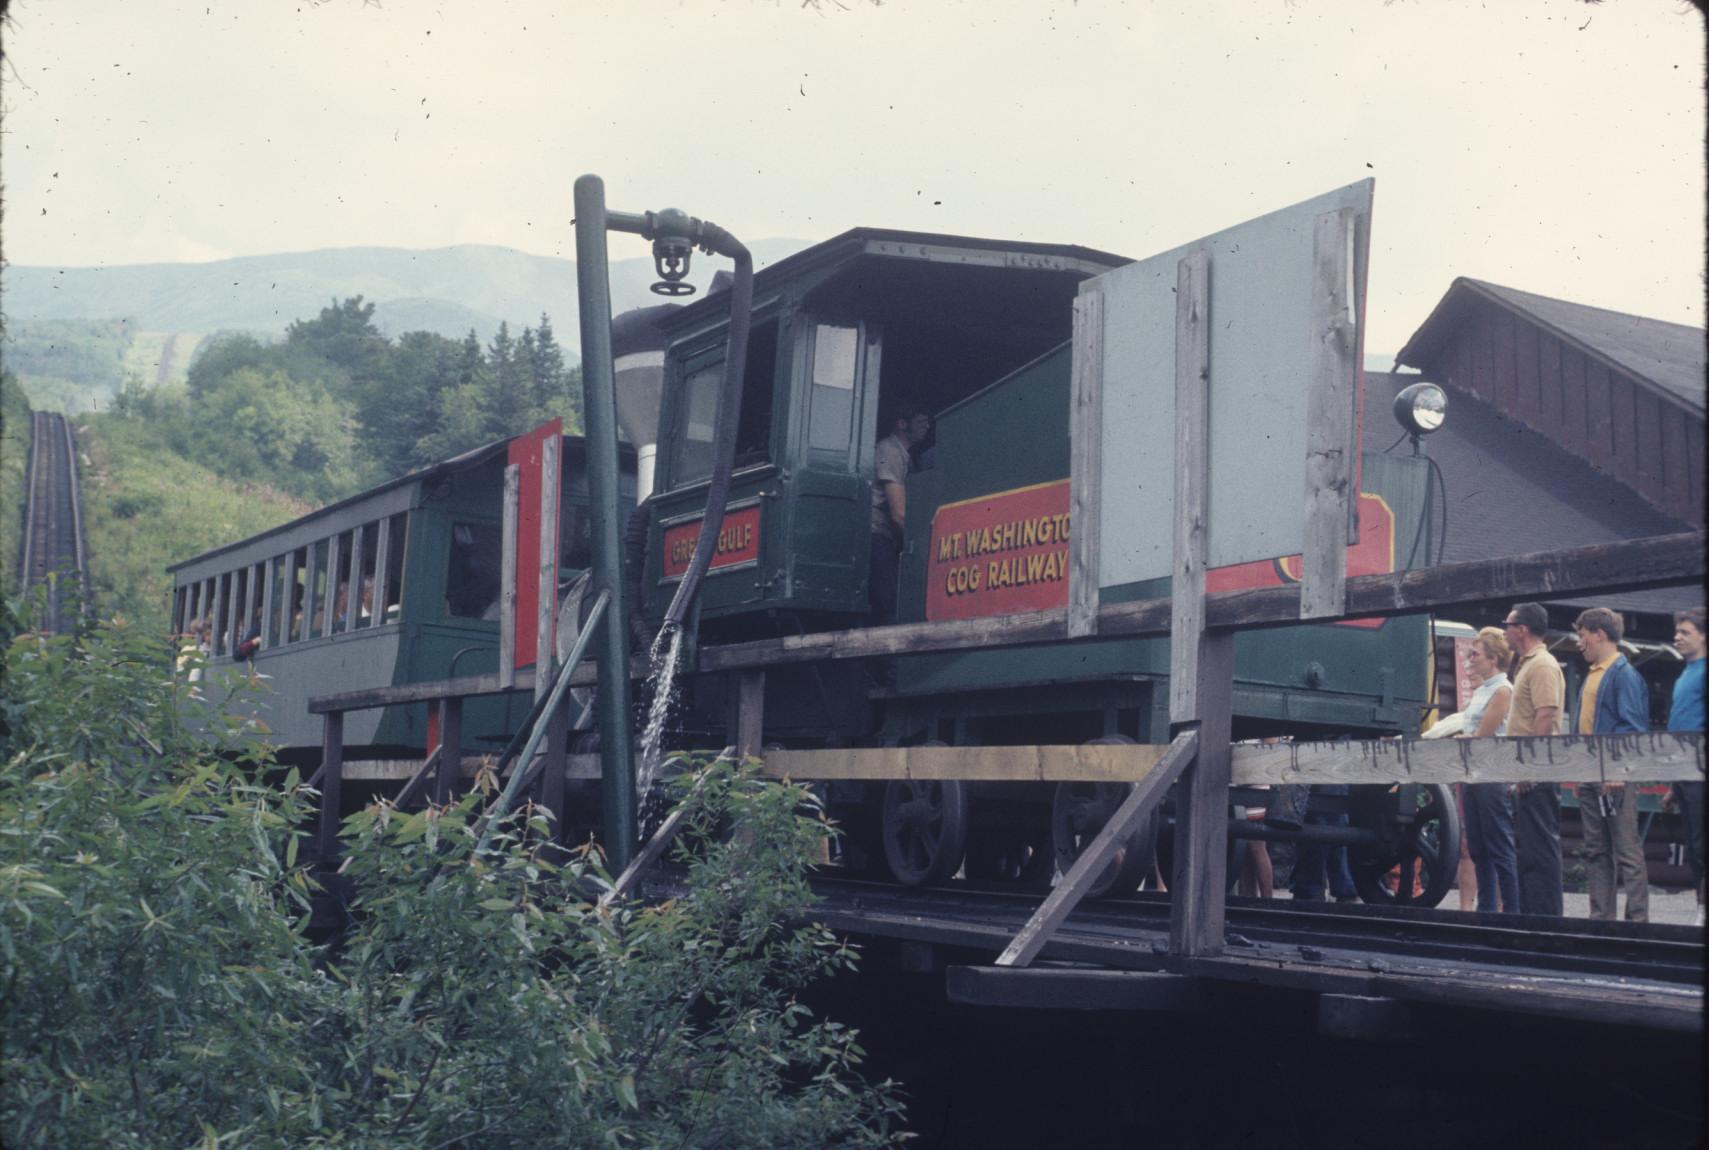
[1393,382,1447,439]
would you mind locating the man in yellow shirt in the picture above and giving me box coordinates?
[1573,607,1651,922]
[1505,602,1564,916]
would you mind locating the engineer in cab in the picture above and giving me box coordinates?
[869,402,931,622]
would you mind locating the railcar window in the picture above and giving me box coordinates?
[446,521,501,620]
[331,530,354,633]
[355,523,379,627]
[288,547,309,642]
[382,514,407,623]
[173,586,188,636]
[808,323,859,455]
[306,540,329,640]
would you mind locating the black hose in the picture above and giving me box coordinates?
[622,495,655,651]
[661,228,754,632]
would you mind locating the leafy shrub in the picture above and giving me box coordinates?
[0,604,906,1148]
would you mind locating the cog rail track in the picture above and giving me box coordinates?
[750,877,1703,1031]
[19,411,87,633]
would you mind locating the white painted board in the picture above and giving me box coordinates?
[1088,179,1372,588]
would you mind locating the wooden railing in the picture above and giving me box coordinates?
[308,529,1705,958]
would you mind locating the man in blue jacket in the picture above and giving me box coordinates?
[1573,607,1650,922]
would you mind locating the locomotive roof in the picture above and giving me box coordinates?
[656,226,1131,332]
[168,433,632,573]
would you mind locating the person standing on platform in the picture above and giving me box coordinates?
[1459,626,1518,913]
[1666,607,1705,926]
[1505,602,1565,916]
[1572,607,1650,923]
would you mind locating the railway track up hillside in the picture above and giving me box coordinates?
[18,411,88,633]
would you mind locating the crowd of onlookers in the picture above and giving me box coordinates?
[1238,604,1706,925]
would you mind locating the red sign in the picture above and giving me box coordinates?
[508,419,562,670]
[1204,492,1397,629]
[1453,637,1478,711]
[662,504,762,581]
[926,480,1073,622]
[924,482,1398,628]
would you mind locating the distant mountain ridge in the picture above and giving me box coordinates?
[4,240,811,350]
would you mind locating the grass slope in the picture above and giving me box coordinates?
[79,413,313,635]
[1,375,32,591]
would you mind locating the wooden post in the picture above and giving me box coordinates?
[321,537,340,637]
[434,697,462,806]
[371,518,392,629]
[500,464,520,689]
[535,436,560,701]
[728,670,765,760]
[317,711,344,864]
[1067,288,1105,639]
[1166,247,1233,959]
[997,730,1199,969]
[1300,207,1356,620]
[344,523,365,633]
[542,695,569,846]
[1168,630,1234,957]
[1170,250,1210,724]
[258,561,275,651]
[281,548,299,641]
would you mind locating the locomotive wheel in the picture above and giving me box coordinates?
[880,779,969,886]
[1050,736,1157,900]
[964,803,1054,887]
[1350,783,1460,908]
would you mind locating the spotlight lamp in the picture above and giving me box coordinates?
[1393,381,1448,440]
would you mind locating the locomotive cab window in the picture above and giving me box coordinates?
[380,513,407,624]
[665,317,778,489]
[445,521,501,620]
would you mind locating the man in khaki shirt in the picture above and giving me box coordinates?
[1505,602,1564,916]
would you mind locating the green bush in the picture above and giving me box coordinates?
[0,605,906,1148]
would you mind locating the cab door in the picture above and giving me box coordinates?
[787,316,884,612]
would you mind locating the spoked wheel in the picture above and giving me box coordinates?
[1050,736,1157,900]
[964,802,1054,887]
[1350,783,1460,908]
[880,778,969,886]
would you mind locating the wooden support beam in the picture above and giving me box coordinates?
[542,697,569,845]
[535,435,560,701]
[690,531,1703,672]
[317,711,344,864]
[996,730,1199,969]
[500,463,520,689]
[1067,288,1105,639]
[1230,731,1704,786]
[1170,250,1209,723]
[948,967,1202,1013]
[1300,207,1355,620]
[433,698,461,805]
[335,732,1703,786]
[599,768,718,908]
[728,670,765,760]
[1169,632,1234,958]
[392,745,443,810]
[760,742,1170,782]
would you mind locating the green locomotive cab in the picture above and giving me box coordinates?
[642,230,1128,641]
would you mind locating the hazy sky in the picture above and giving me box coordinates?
[4,0,1703,353]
